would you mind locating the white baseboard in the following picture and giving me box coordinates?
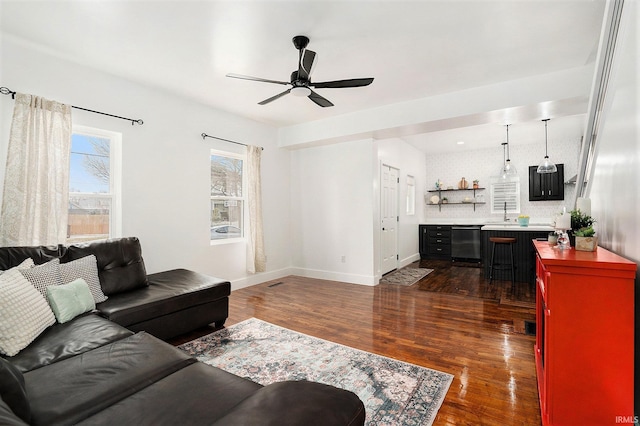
[289,267,378,286]
[229,267,294,291]
[399,253,421,268]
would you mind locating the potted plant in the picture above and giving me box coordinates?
[441,197,449,204]
[473,179,479,189]
[574,225,597,251]
[570,209,595,246]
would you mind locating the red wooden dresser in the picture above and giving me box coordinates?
[533,240,637,425]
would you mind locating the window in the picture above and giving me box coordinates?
[67,126,121,243]
[490,176,520,214]
[210,149,245,242]
[406,175,415,215]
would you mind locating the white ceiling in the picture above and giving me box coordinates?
[0,0,606,151]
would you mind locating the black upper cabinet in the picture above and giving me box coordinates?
[529,164,564,201]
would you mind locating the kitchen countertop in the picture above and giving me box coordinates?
[420,218,554,232]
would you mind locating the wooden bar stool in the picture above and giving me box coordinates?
[488,237,516,287]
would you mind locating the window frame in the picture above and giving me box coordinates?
[210,148,247,245]
[490,176,521,214]
[67,125,122,243]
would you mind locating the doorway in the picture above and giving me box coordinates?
[381,164,399,275]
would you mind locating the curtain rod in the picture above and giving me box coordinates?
[0,86,144,126]
[201,133,263,150]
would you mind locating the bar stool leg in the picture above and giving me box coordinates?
[489,242,496,284]
[509,242,515,291]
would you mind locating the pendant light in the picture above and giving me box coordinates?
[503,124,517,176]
[537,118,558,174]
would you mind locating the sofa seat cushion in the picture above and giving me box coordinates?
[97,269,230,327]
[76,362,262,425]
[212,381,366,426]
[24,332,195,426]
[5,313,133,373]
[0,398,28,426]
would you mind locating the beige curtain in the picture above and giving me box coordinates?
[0,93,72,246]
[246,145,266,273]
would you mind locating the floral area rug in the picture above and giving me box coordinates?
[178,318,453,426]
[380,265,434,286]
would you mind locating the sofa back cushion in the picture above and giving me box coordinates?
[0,245,63,271]
[63,237,148,296]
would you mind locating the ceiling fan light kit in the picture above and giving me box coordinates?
[537,118,558,174]
[226,35,374,107]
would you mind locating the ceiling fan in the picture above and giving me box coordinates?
[226,35,374,107]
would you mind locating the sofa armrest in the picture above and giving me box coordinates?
[212,381,365,426]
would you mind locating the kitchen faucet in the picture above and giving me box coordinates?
[504,202,508,222]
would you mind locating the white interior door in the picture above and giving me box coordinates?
[381,164,399,275]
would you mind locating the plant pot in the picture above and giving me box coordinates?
[575,236,598,252]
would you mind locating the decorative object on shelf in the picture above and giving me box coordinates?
[429,195,440,204]
[548,232,558,245]
[574,226,597,251]
[517,215,530,227]
[446,186,454,190]
[462,197,472,203]
[537,118,558,174]
[458,177,469,189]
[497,124,517,178]
[435,179,443,190]
[441,197,449,204]
[473,179,479,189]
[554,208,572,250]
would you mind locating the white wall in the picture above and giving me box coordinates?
[423,117,583,223]
[377,138,427,270]
[0,37,291,289]
[583,1,638,412]
[290,138,376,285]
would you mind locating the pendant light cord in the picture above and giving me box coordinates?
[543,118,550,158]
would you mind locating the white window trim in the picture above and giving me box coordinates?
[70,125,122,240]
[209,148,247,245]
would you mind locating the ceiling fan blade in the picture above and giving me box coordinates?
[258,89,292,105]
[308,89,334,107]
[311,78,374,89]
[298,49,316,81]
[226,73,290,86]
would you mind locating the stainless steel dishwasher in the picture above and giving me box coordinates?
[451,225,482,261]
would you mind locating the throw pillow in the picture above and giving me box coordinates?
[46,278,96,324]
[59,255,107,303]
[19,258,62,297]
[0,357,30,423]
[0,268,56,357]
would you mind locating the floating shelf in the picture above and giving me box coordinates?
[427,188,485,211]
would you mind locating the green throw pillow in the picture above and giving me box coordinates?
[46,278,96,324]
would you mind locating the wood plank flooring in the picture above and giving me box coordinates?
[172,261,541,425]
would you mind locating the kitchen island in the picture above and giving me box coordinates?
[420,221,554,284]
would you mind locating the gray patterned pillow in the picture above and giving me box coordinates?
[19,258,63,297]
[0,268,56,356]
[59,255,107,303]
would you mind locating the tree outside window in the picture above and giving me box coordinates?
[210,151,244,241]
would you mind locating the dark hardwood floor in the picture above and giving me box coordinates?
[172,260,541,426]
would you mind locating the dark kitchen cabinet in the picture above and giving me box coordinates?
[529,164,564,201]
[419,225,451,260]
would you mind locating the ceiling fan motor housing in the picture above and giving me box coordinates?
[292,35,310,50]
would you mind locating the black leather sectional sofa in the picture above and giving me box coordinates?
[0,238,366,425]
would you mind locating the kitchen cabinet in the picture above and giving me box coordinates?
[529,164,564,201]
[533,241,636,425]
[419,225,451,260]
